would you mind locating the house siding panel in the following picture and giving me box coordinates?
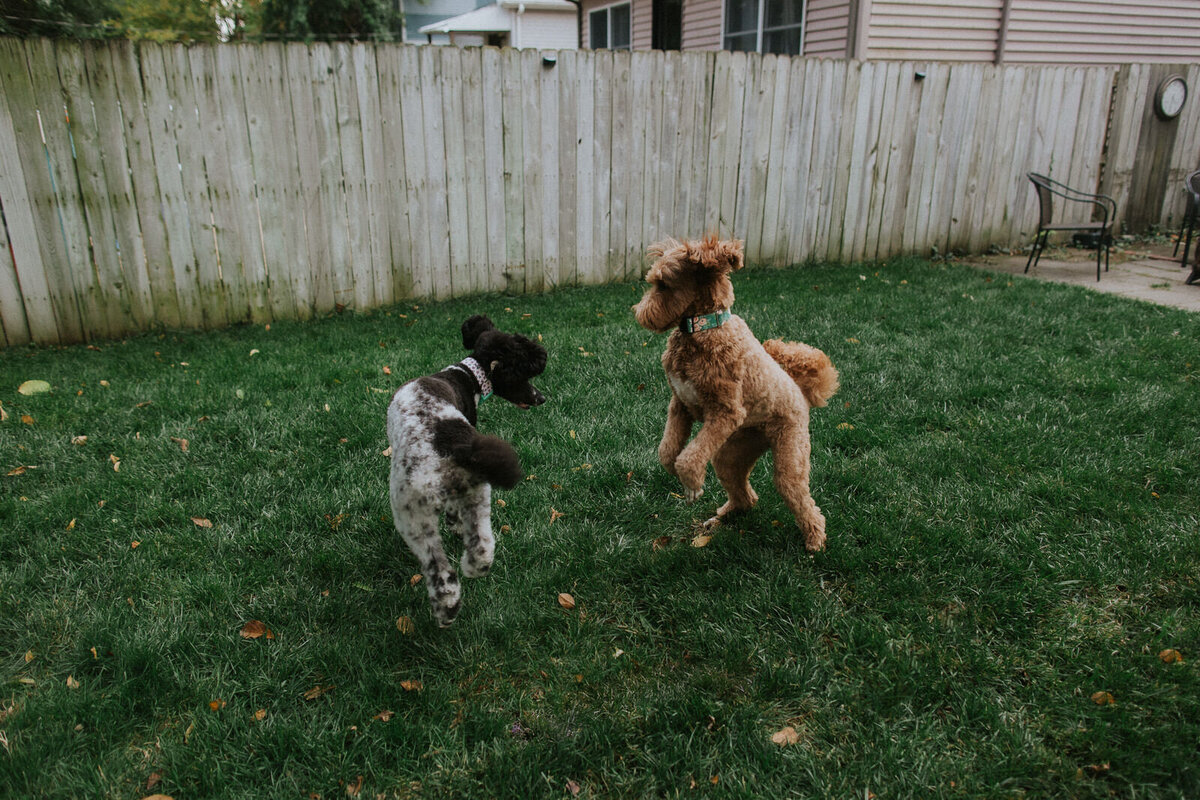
[1003,0,1200,64]
[867,0,1003,61]
[514,10,580,49]
[682,0,723,50]
[805,0,852,58]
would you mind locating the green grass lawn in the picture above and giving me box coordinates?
[2,258,1199,799]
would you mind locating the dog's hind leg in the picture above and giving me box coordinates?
[392,492,462,627]
[448,484,495,579]
[706,428,769,528]
[767,424,826,552]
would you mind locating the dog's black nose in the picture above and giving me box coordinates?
[531,388,546,406]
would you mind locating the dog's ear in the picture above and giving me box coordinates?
[645,238,687,284]
[462,315,495,350]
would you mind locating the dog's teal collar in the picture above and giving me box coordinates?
[680,308,731,334]
[451,357,492,402]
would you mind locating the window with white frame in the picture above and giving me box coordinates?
[590,2,632,50]
[724,0,804,55]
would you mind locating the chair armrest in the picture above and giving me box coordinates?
[1040,175,1116,227]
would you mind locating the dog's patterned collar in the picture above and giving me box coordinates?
[450,357,493,402]
[680,308,731,334]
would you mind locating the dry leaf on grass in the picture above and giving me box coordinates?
[1090,691,1115,705]
[302,685,333,701]
[691,533,712,548]
[145,771,163,791]
[6,466,33,476]
[0,402,7,422]
[345,775,363,797]
[409,574,422,587]
[374,710,394,722]
[1159,649,1184,663]
[191,517,212,528]
[399,680,422,692]
[18,380,51,395]
[66,519,75,531]
[557,593,576,610]
[71,435,87,445]
[24,650,33,663]
[381,446,392,457]
[565,779,581,796]
[66,675,80,690]
[109,454,121,472]
[208,699,226,711]
[140,795,174,800]
[170,437,189,452]
[240,620,270,639]
[771,726,800,746]
[253,709,267,721]
[382,366,392,375]
[549,507,565,525]
[396,617,415,635]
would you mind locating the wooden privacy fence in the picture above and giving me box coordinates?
[0,38,1197,345]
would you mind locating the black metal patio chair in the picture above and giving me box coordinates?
[1024,172,1117,282]
[1172,168,1200,267]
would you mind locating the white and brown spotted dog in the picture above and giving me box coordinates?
[634,236,839,551]
[387,315,547,627]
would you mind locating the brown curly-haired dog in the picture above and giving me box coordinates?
[633,236,839,551]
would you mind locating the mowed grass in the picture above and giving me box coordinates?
[2,258,1199,800]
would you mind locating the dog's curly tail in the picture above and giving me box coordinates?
[433,419,524,489]
[762,339,840,408]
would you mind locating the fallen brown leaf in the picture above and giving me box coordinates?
[1159,649,1184,664]
[557,592,576,610]
[240,620,268,639]
[549,507,565,525]
[399,680,422,692]
[191,517,212,528]
[771,726,800,746]
[253,708,267,721]
[565,779,581,796]
[302,685,333,701]
[691,533,712,548]
[346,775,363,797]
[66,518,75,531]
[170,437,189,452]
[21,415,34,425]
[381,446,392,457]
[208,699,225,711]
[140,795,174,800]
[396,616,415,635]
[382,366,392,375]
[410,574,423,587]
[145,771,163,791]
[71,435,87,445]
[109,453,121,472]
[374,710,394,722]
[1090,691,1115,706]
[652,535,671,551]
[130,541,140,549]
[6,466,31,476]
[24,650,33,663]
[66,675,80,690]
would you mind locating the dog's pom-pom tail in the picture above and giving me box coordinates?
[462,315,496,350]
[466,434,524,489]
[434,419,524,489]
[762,339,840,408]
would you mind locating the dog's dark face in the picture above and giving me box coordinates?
[461,315,547,408]
[633,236,744,333]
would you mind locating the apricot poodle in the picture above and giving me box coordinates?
[633,236,839,551]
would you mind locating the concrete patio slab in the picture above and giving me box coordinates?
[961,241,1200,313]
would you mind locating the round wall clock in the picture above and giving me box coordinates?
[1154,74,1188,120]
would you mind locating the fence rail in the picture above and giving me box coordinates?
[0,39,1196,345]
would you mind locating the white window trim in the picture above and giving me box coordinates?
[720,0,807,55]
[589,1,633,50]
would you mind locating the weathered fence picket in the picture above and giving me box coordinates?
[0,38,1194,345]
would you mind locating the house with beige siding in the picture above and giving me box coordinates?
[576,0,1200,64]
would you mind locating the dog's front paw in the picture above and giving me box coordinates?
[674,457,706,502]
[427,569,463,627]
[802,512,827,553]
